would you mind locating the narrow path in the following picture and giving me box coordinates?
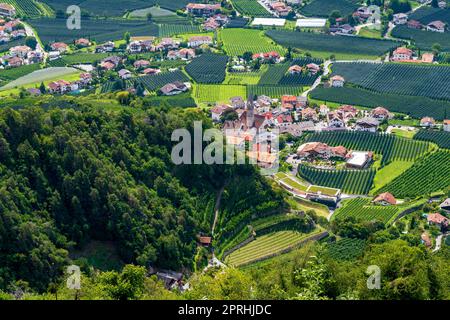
[433,232,447,253]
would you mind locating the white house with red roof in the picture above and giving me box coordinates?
[420,117,435,127]
[0,3,16,17]
[330,75,345,87]
[188,36,212,48]
[427,213,449,228]
[373,192,397,206]
[427,20,446,33]
[443,119,450,132]
[391,47,413,61]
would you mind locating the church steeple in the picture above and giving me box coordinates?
[246,94,255,128]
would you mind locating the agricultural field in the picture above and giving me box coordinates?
[194,84,247,103]
[247,85,304,98]
[258,63,318,86]
[220,29,286,57]
[1,67,79,90]
[309,86,450,120]
[231,0,272,17]
[298,165,376,195]
[185,54,229,84]
[378,150,450,198]
[300,0,360,17]
[304,131,430,166]
[408,7,450,25]
[0,64,41,86]
[226,18,250,28]
[332,198,403,225]
[225,230,317,267]
[29,18,159,45]
[391,25,450,51]
[158,24,201,37]
[265,30,401,58]
[331,62,450,101]
[47,53,110,67]
[224,69,267,85]
[128,6,175,18]
[326,238,366,261]
[133,70,190,91]
[1,0,51,18]
[0,38,26,54]
[372,161,414,194]
[413,130,450,149]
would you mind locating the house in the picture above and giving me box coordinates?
[27,88,41,96]
[338,105,358,120]
[391,47,413,61]
[393,13,408,25]
[427,213,449,228]
[10,29,26,39]
[101,61,116,70]
[420,117,435,127]
[0,3,16,17]
[10,45,31,58]
[270,2,292,17]
[319,105,329,116]
[438,0,447,8]
[373,192,397,206]
[297,142,348,160]
[128,41,144,53]
[443,119,450,132]
[203,18,220,31]
[160,81,189,96]
[48,80,71,94]
[306,63,320,75]
[440,198,450,212]
[371,107,391,120]
[230,96,245,109]
[133,59,150,69]
[211,104,232,122]
[118,69,132,79]
[48,51,61,61]
[288,65,302,74]
[407,20,422,29]
[27,51,44,64]
[330,75,345,87]
[427,20,446,33]
[252,51,281,63]
[355,117,379,132]
[198,236,212,247]
[421,232,432,248]
[158,38,179,50]
[6,56,22,67]
[346,151,373,169]
[330,24,355,34]
[188,35,212,48]
[50,42,69,53]
[75,38,90,47]
[327,111,345,128]
[96,41,115,53]
[186,3,221,16]
[142,68,160,75]
[79,73,92,84]
[421,52,434,63]
[301,108,318,122]
[178,48,196,60]
[354,6,372,20]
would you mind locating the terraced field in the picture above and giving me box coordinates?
[220,29,286,57]
[225,230,317,267]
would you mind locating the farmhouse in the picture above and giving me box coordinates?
[427,20,446,33]
[306,63,320,75]
[407,20,422,29]
[48,80,71,94]
[252,51,281,63]
[203,18,219,31]
[355,117,379,132]
[443,120,450,132]
[373,192,397,206]
[10,45,31,58]
[50,42,69,53]
[393,13,408,25]
[211,104,232,122]
[391,47,413,61]
[371,107,391,120]
[427,213,449,228]
[297,142,348,160]
[188,36,212,48]
[118,69,132,80]
[75,38,90,47]
[327,111,345,128]
[420,117,435,128]
[269,2,292,17]
[0,3,15,17]
[346,151,373,169]
[330,75,345,87]
[186,3,221,16]
[160,81,189,96]
[288,65,302,74]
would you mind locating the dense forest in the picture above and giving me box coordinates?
[0,102,284,293]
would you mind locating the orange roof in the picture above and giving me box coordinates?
[394,47,412,55]
[427,213,449,225]
[373,192,396,205]
[199,236,212,244]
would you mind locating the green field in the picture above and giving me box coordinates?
[371,161,415,194]
[231,0,272,17]
[220,29,286,57]
[1,67,80,90]
[326,237,366,261]
[2,0,51,18]
[225,230,318,267]
[300,0,359,17]
[414,130,450,149]
[47,53,111,67]
[194,84,247,103]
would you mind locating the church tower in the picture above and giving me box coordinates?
[246,94,255,129]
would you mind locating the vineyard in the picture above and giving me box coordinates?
[304,131,430,166]
[185,54,228,84]
[220,29,286,57]
[391,25,450,51]
[158,24,201,37]
[0,38,26,54]
[134,70,189,91]
[226,18,249,28]
[332,198,402,225]
[247,85,304,98]
[1,0,50,18]
[310,86,450,120]
[231,0,273,17]
[194,84,246,103]
[326,238,366,261]
[29,18,159,44]
[300,0,359,17]
[298,165,376,195]
[258,62,318,86]
[331,62,450,101]
[378,150,450,198]
[47,53,110,67]
[265,30,401,57]
[0,63,41,85]
[409,7,450,25]
[414,130,450,149]
[224,230,316,267]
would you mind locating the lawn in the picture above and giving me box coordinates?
[391,128,418,139]
[371,160,415,194]
[358,27,382,39]
[193,84,247,103]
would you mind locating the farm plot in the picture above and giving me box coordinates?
[300,0,359,18]
[408,7,450,25]
[265,30,401,57]
[1,0,49,18]
[258,63,318,86]
[231,0,272,17]
[331,62,450,101]
[29,18,159,45]
[185,54,228,84]
[414,130,450,149]
[134,70,190,91]
[304,131,430,166]
[332,198,402,225]
[0,63,41,86]
[1,67,79,90]
[326,238,366,261]
[247,85,304,98]
[0,38,26,54]
[158,24,201,37]
[378,150,450,198]
[194,84,247,103]
[220,29,286,57]
[47,53,110,67]
[226,18,250,28]
[391,25,450,52]
[298,165,376,195]
[310,86,450,120]
[225,230,315,267]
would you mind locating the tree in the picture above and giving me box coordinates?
[432,43,442,55]
[97,265,146,300]
[39,82,46,94]
[242,51,253,63]
[124,32,131,44]
[25,36,37,50]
